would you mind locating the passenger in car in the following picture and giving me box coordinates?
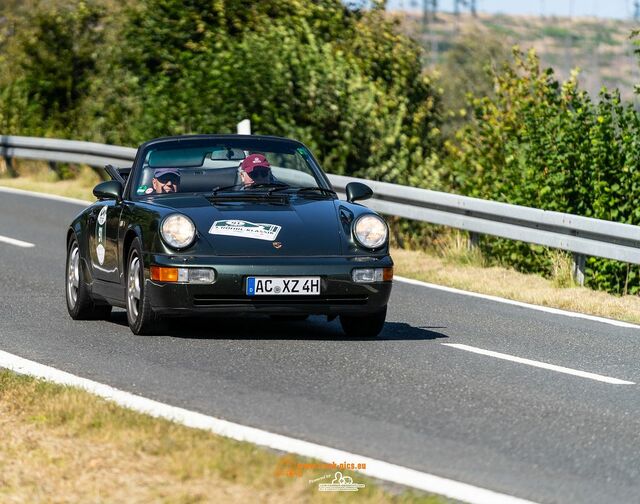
[238,154,274,187]
[152,168,180,194]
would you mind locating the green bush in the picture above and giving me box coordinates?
[85,0,440,187]
[0,0,442,188]
[442,48,640,293]
[0,0,107,136]
[437,30,511,138]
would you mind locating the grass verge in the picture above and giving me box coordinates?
[0,369,442,503]
[0,161,102,201]
[392,247,640,324]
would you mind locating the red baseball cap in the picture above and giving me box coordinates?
[240,154,270,174]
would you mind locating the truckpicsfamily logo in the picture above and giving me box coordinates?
[318,471,366,492]
[274,456,367,489]
[209,219,281,241]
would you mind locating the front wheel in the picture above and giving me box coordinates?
[66,236,112,320]
[340,306,387,338]
[126,238,160,335]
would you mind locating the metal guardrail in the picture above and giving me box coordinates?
[2,134,639,283]
[0,135,136,168]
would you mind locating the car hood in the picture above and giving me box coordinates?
[158,195,344,256]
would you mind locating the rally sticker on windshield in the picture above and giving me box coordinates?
[209,219,281,241]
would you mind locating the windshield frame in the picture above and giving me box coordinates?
[127,135,331,201]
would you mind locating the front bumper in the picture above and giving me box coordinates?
[142,254,393,316]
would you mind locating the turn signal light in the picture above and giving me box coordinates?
[352,267,394,283]
[150,266,178,282]
[150,266,216,284]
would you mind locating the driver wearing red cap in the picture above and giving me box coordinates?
[238,154,274,187]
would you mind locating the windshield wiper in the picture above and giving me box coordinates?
[264,183,294,195]
[250,182,289,192]
[209,182,290,196]
[209,183,245,195]
[295,186,337,198]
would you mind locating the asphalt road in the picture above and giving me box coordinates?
[2,189,640,503]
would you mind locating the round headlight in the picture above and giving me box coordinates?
[161,214,196,249]
[353,214,388,249]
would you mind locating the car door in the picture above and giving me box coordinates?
[88,201,122,283]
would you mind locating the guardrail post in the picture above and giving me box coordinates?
[3,155,17,177]
[48,161,61,177]
[572,253,586,286]
[468,231,480,250]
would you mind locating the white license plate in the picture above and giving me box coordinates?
[246,276,321,296]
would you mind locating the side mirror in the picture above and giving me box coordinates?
[346,182,373,203]
[93,180,123,202]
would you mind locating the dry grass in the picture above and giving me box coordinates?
[0,159,99,201]
[392,246,640,325]
[0,370,441,503]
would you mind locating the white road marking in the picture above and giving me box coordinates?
[0,349,538,504]
[442,344,635,385]
[396,276,640,330]
[0,234,34,248]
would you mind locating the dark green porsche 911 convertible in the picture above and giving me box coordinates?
[65,135,393,336]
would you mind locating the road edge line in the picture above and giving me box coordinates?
[0,349,538,504]
[395,276,640,329]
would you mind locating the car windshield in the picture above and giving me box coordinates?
[133,138,324,197]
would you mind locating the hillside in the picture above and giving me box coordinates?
[393,11,640,101]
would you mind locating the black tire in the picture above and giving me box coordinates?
[126,238,161,335]
[340,306,387,338]
[65,235,112,320]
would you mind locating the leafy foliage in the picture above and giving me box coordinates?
[443,48,640,294]
[0,1,109,136]
[438,30,511,138]
[0,0,442,188]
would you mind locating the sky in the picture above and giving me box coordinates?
[386,0,637,20]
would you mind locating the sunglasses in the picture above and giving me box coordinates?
[241,168,270,179]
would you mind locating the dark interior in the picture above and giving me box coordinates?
[172,167,239,193]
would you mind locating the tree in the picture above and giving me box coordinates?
[438,30,510,137]
[87,0,442,183]
[0,0,107,135]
